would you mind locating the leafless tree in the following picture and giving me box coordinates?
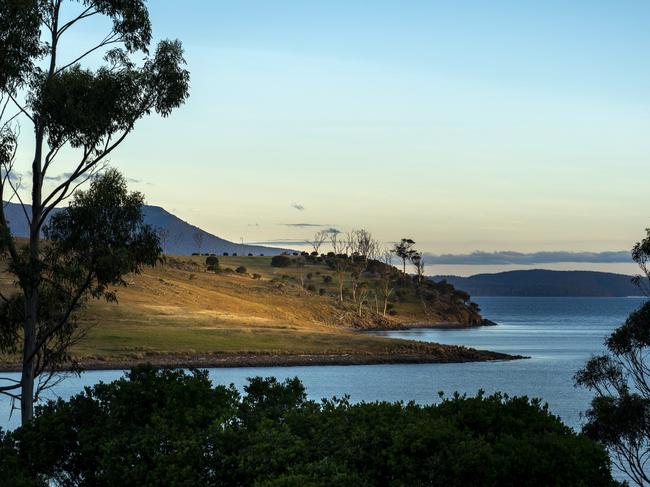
[156,227,170,254]
[329,232,350,301]
[192,231,204,254]
[357,282,371,316]
[354,229,380,261]
[295,256,306,288]
[378,250,397,316]
[308,230,328,255]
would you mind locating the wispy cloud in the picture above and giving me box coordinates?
[248,239,306,245]
[291,203,305,211]
[44,172,74,182]
[280,223,341,234]
[282,223,323,228]
[422,250,632,265]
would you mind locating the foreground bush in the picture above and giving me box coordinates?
[1,366,618,486]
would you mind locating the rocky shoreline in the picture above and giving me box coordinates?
[361,318,499,332]
[0,344,524,372]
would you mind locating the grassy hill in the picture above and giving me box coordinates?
[0,254,514,369]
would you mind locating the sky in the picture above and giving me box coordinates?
[11,1,650,275]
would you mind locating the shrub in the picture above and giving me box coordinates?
[252,273,262,280]
[319,288,326,296]
[236,266,247,274]
[306,273,313,280]
[205,256,219,267]
[271,255,292,268]
[206,264,218,272]
[322,275,333,283]
[223,252,229,256]
[306,284,316,292]
[248,253,253,257]
[1,367,618,486]
[232,252,237,256]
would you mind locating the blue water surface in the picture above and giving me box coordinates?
[0,297,644,432]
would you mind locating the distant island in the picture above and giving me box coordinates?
[434,269,645,297]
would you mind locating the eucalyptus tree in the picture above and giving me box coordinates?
[392,238,416,275]
[411,252,425,285]
[575,227,650,486]
[0,0,189,424]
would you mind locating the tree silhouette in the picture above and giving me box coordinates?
[0,0,189,424]
[392,238,417,275]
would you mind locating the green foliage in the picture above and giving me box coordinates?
[0,0,42,93]
[205,255,219,267]
[271,255,292,268]
[0,170,161,372]
[576,227,650,485]
[0,0,191,423]
[236,265,247,274]
[0,366,618,486]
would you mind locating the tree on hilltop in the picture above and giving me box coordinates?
[392,238,417,275]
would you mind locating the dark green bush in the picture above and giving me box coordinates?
[270,255,292,268]
[0,366,619,487]
[205,255,219,267]
[236,266,247,274]
[252,273,262,280]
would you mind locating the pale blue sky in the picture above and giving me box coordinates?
[15,1,650,271]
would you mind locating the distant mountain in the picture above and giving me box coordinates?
[2,202,292,256]
[433,269,645,297]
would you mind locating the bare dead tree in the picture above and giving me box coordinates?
[156,227,170,254]
[329,232,350,302]
[378,249,397,316]
[357,282,370,316]
[308,230,328,255]
[295,256,306,288]
[192,231,204,254]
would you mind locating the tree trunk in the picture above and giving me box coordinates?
[21,124,44,424]
[21,290,37,424]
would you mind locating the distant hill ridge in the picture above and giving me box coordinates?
[2,201,291,256]
[433,269,645,297]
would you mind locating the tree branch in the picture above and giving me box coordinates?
[55,32,122,75]
[55,6,98,39]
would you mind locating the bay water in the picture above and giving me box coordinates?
[0,296,644,432]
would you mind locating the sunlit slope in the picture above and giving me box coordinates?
[0,255,504,365]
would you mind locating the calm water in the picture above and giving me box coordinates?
[0,297,644,432]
